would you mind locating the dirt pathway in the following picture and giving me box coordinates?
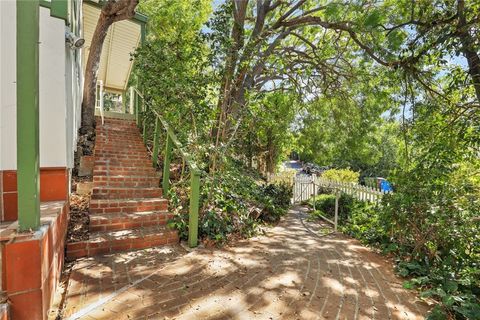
[59,206,429,320]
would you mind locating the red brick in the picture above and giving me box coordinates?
[9,289,43,320]
[5,239,42,293]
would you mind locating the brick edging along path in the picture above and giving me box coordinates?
[60,206,430,320]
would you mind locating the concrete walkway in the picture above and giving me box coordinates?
[59,206,429,320]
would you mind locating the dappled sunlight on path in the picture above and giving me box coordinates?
[61,206,429,319]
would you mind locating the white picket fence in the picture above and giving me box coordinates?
[293,174,389,204]
[293,174,391,231]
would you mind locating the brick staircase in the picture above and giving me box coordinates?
[67,116,178,258]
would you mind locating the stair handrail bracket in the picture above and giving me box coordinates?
[132,87,201,248]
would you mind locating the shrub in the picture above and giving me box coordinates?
[332,162,480,319]
[322,168,360,183]
[168,161,292,245]
[309,193,354,222]
[259,182,293,222]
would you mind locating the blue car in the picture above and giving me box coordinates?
[364,177,393,192]
[378,178,393,192]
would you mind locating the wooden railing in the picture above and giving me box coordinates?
[132,87,200,248]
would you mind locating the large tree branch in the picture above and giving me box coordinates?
[457,0,480,102]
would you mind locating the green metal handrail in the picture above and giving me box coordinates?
[132,87,200,247]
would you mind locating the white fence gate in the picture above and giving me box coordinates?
[293,174,391,231]
[294,174,388,204]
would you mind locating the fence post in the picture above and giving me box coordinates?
[334,191,339,232]
[188,172,200,248]
[312,182,316,212]
[162,135,172,193]
[152,117,160,167]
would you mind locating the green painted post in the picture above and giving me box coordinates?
[142,97,147,144]
[135,90,140,126]
[188,173,200,247]
[140,23,146,44]
[17,0,40,231]
[162,135,172,193]
[152,118,161,167]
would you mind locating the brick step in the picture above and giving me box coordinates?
[95,135,143,141]
[94,149,149,156]
[97,117,136,124]
[95,145,148,152]
[95,134,143,140]
[90,198,168,214]
[93,163,156,171]
[94,151,150,157]
[95,159,153,167]
[96,126,139,132]
[89,211,173,231]
[93,175,159,188]
[95,132,140,138]
[95,133,143,139]
[96,123,138,128]
[94,139,144,145]
[66,225,179,258]
[97,119,135,123]
[91,186,163,199]
[93,167,158,177]
[94,156,152,163]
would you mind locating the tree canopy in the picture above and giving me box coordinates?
[131,1,479,318]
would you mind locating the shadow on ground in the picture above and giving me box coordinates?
[59,206,430,320]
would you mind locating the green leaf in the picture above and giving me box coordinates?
[441,295,455,307]
[325,3,341,19]
[453,302,480,320]
[403,281,414,289]
[443,280,458,293]
[420,289,436,298]
[363,9,383,28]
[426,306,448,320]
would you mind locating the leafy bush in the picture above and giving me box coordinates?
[378,164,480,319]
[309,168,480,320]
[322,168,360,183]
[168,161,292,245]
[331,166,480,319]
[309,193,354,222]
[341,200,388,247]
[259,182,293,222]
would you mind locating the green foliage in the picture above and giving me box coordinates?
[322,168,360,183]
[168,160,292,244]
[259,183,293,222]
[134,2,480,318]
[309,193,354,222]
[236,92,299,173]
[294,78,402,178]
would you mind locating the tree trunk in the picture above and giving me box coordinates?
[79,0,139,134]
[457,0,480,103]
[80,15,113,134]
